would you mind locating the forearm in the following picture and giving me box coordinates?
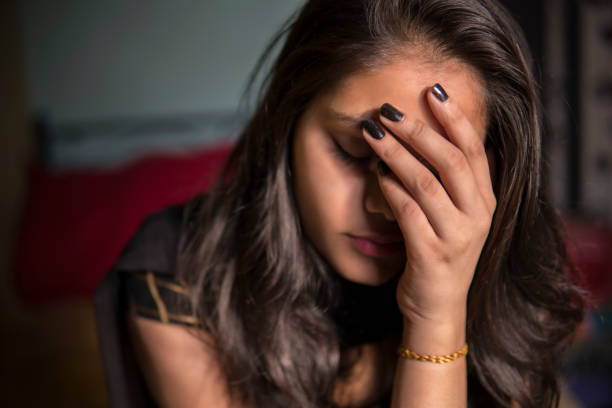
[391,315,468,408]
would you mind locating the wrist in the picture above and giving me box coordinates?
[401,311,467,356]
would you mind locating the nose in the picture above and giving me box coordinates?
[364,159,395,222]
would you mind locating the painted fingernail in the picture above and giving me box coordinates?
[432,83,448,102]
[380,103,404,122]
[377,160,391,176]
[361,119,385,140]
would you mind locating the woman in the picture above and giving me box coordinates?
[105,0,584,407]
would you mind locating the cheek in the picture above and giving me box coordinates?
[297,152,348,225]
[293,135,364,233]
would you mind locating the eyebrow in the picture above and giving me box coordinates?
[328,108,376,130]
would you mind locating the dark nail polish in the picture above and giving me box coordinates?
[377,160,391,176]
[380,103,404,122]
[361,119,385,140]
[432,83,448,102]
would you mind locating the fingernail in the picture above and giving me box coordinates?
[380,103,404,122]
[432,83,448,102]
[361,119,385,140]
[377,160,391,176]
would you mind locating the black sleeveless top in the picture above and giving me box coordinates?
[94,203,407,407]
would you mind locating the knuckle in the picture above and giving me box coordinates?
[477,215,492,234]
[399,198,419,219]
[454,230,470,249]
[488,194,498,213]
[415,173,439,195]
[472,210,493,237]
[439,251,453,265]
[380,142,402,161]
[445,148,467,172]
[408,119,427,139]
[430,238,444,255]
[465,140,485,161]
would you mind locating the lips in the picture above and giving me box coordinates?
[347,234,404,258]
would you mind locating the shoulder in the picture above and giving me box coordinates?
[115,201,202,326]
[114,203,185,277]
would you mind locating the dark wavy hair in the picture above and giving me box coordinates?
[178,0,584,407]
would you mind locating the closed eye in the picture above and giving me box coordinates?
[330,138,370,166]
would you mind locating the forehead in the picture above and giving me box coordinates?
[314,56,488,140]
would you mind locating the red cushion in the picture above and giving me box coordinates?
[15,144,232,303]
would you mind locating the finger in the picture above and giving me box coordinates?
[379,103,485,216]
[361,120,458,237]
[376,161,437,254]
[427,83,496,212]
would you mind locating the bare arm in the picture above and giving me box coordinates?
[128,316,245,408]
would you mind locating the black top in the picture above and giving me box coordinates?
[94,204,186,408]
[93,203,406,407]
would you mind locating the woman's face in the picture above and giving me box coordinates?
[292,56,488,286]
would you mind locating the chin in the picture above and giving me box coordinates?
[337,260,402,286]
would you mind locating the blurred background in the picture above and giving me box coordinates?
[1,0,610,406]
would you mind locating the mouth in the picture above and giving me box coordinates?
[347,234,404,258]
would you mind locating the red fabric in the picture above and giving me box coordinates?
[15,145,232,303]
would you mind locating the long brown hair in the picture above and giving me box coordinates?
[178,1,584,407]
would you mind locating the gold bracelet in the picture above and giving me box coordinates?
[397,343,468,364]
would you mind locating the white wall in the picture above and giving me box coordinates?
[20,0,304,122]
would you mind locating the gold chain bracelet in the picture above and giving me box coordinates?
[397,343,468,364]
